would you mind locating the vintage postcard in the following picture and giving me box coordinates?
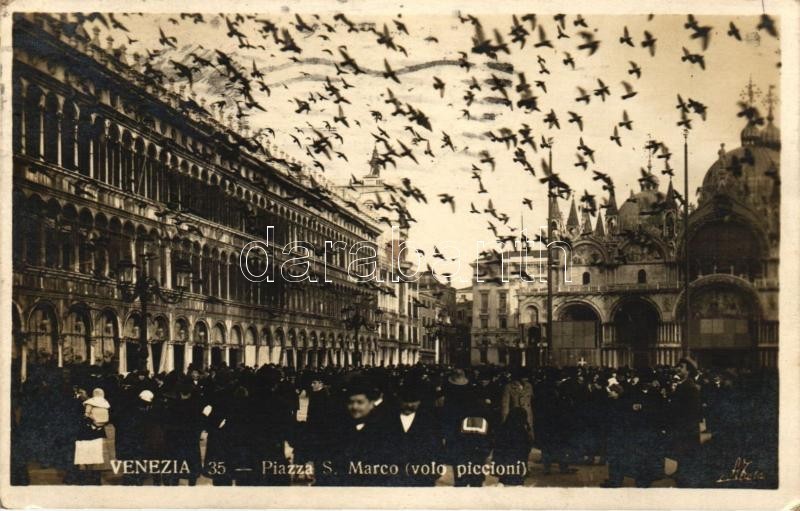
[0,0,798,508]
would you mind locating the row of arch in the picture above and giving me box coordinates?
[521,275,764,325]
[12,300,403,369]
[13,77,376,250]
[14,191,375,315]
[14,300,388,348]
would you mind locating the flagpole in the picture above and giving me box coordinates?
[545,142,554,368]
[682,127,690,359]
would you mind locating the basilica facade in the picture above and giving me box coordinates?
[513,100,780,369]
[470,89,779,369]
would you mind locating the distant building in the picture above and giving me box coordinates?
[453,287,473,367]
[347,146,422,365]
[416,271,456,364]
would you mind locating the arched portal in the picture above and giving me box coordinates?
[689,220,764,280]
[95,309,120,370]
[552,303,600,366]
[613,298,660,368]
[123,313,145,372]
[680,281,761,368]
[173,318,189,373]
[229,325,242,368]
[28,304,59,366]
[192,321,208,369]
[211,323,226,368]
[151,316,169,373]
[64,306,91,365]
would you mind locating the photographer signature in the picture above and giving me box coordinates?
[716,457,765,483]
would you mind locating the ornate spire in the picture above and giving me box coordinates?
[764,84,777,123]
[740,76,761,108]
[567,197,579,229]
[605,190,618,216]
[665,179,678,209]
[761,85,780,149]
[739,77,764,146]
[581,209,593,235]
[594,210,606,237]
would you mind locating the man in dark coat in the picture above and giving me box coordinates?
[241,366,293,486]
[669,357,703,487]
[380,382,443,486]
[319,377,388,486]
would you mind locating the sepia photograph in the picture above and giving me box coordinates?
[0,0,798,508]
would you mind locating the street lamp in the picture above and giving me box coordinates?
[116,236,193,372]
[341,292,381,366]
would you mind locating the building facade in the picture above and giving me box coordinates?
[470,93,779,369]
[348,148,422,365]
[520,102,779,369]
[416,271,457,364]
[470,249,547,366]
[11,13,398,381]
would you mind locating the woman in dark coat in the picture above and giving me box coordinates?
[297,373,335,475]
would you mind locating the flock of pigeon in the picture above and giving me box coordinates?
[73,11,781,283]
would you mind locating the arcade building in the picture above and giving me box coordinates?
[10,13,410,382]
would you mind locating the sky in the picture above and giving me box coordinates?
[78,10,781,286]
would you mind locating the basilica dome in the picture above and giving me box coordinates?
[699,120,780,210]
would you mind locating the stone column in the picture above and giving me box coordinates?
[20,340,28,383]
[164,343,173,373]
[146,343,154,374]
[163,246,172,289]
[57,336,64,368]
[55,98,64,167]
[119,341,127,374]
[72,235,80,272]
[184,343,192,373]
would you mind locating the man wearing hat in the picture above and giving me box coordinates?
[382,381,443,486]
[321,377,387,486]
[669,357,703,487]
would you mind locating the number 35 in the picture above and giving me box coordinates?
[207,461,226,475]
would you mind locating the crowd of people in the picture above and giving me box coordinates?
[10,358,778,488]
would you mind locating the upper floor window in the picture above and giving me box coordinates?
[582,272,591,285]
[637,269,647,284]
